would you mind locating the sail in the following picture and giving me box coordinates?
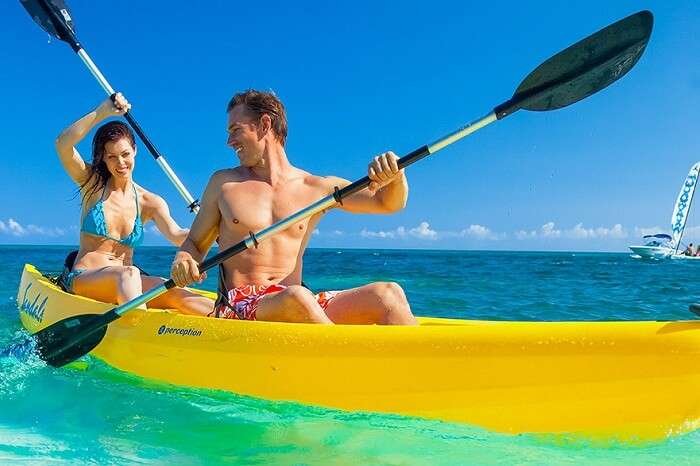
[671,161,700,249]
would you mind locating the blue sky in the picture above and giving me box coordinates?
[2,0,699,251]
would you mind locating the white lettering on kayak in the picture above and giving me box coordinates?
[157,325,203,337]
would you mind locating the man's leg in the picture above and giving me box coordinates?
[256,285,334,323]
[323,282,418,325]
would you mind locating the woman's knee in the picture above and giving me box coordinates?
[118,266,142,285]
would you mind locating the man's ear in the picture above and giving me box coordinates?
[259,114,272,135]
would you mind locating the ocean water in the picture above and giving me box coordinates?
[2,245,700,465]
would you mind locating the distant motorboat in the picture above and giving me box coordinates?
[629,234,674,260]
[630,162,700,260]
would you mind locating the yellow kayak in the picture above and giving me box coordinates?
[16,263,700,441]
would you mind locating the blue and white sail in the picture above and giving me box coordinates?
[671,161,700,251]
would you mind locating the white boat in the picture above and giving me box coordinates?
[629,234,674,260]
[670,254,700,261]
[630,161,700,260]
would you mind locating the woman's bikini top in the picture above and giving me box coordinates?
[80,183,144,248]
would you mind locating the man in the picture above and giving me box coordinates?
[171,90,417,325]
[684,243,694,256]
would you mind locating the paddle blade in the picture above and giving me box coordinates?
[495,10,653,119]
[689,304,700,318]
[19,0,76,43]
[32,313,107,367]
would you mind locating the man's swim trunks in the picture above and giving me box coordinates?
[214,284,340,321]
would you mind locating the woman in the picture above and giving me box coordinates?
[56,93,213,316]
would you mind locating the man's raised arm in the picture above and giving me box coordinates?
[327,151,408,214]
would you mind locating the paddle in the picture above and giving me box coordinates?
[19,0,200,213]
[689,304,700,317]
[6,10,653,367]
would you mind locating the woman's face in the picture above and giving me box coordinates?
[102,138,136,179]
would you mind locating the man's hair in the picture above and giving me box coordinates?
[227,89,287,146]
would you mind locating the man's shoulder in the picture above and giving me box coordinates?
[209,167,248,185]
[300,171,346,190]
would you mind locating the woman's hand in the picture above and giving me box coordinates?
[96,92,131,119]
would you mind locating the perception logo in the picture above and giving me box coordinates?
[157,325,203,337]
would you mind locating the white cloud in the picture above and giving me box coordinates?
[567,223,627,239]
[515,222,627,241]
[541,222,561,238]
[26,225,66,237]
[515,229,537,240]
[409,222,437,240]
[0,218,66,237]
[311,229,344,237]
[0,218,26,236]
[458,224,505,240]
[463,224,489,239]
[361,221,437,240]
[361,228,397,239]
[362,222,507,241]
[514,222,561,240]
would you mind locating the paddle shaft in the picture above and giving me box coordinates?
[34,0,200,213]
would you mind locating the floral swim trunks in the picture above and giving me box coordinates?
[214,284,340,321]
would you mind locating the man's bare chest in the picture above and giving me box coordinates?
[218,181,322,238]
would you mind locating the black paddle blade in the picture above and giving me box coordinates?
[495,10,653,119]
[19,0,76,42]
[689,304,700,318]
[32,313,107,367]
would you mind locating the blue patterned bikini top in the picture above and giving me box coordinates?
[80,183,144,248]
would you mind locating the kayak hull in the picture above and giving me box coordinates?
[16,264,700,441]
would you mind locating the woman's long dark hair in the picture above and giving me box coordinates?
[79,121,136,201]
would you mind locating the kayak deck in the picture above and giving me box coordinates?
[16,263,700,441]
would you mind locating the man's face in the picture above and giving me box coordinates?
[226,105,264,167]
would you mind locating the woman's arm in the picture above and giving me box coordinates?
[55,93,131,185]
[147,193,190,246]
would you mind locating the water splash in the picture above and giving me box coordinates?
[0,330,46,396]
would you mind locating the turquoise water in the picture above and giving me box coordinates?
[2,245,700,464]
